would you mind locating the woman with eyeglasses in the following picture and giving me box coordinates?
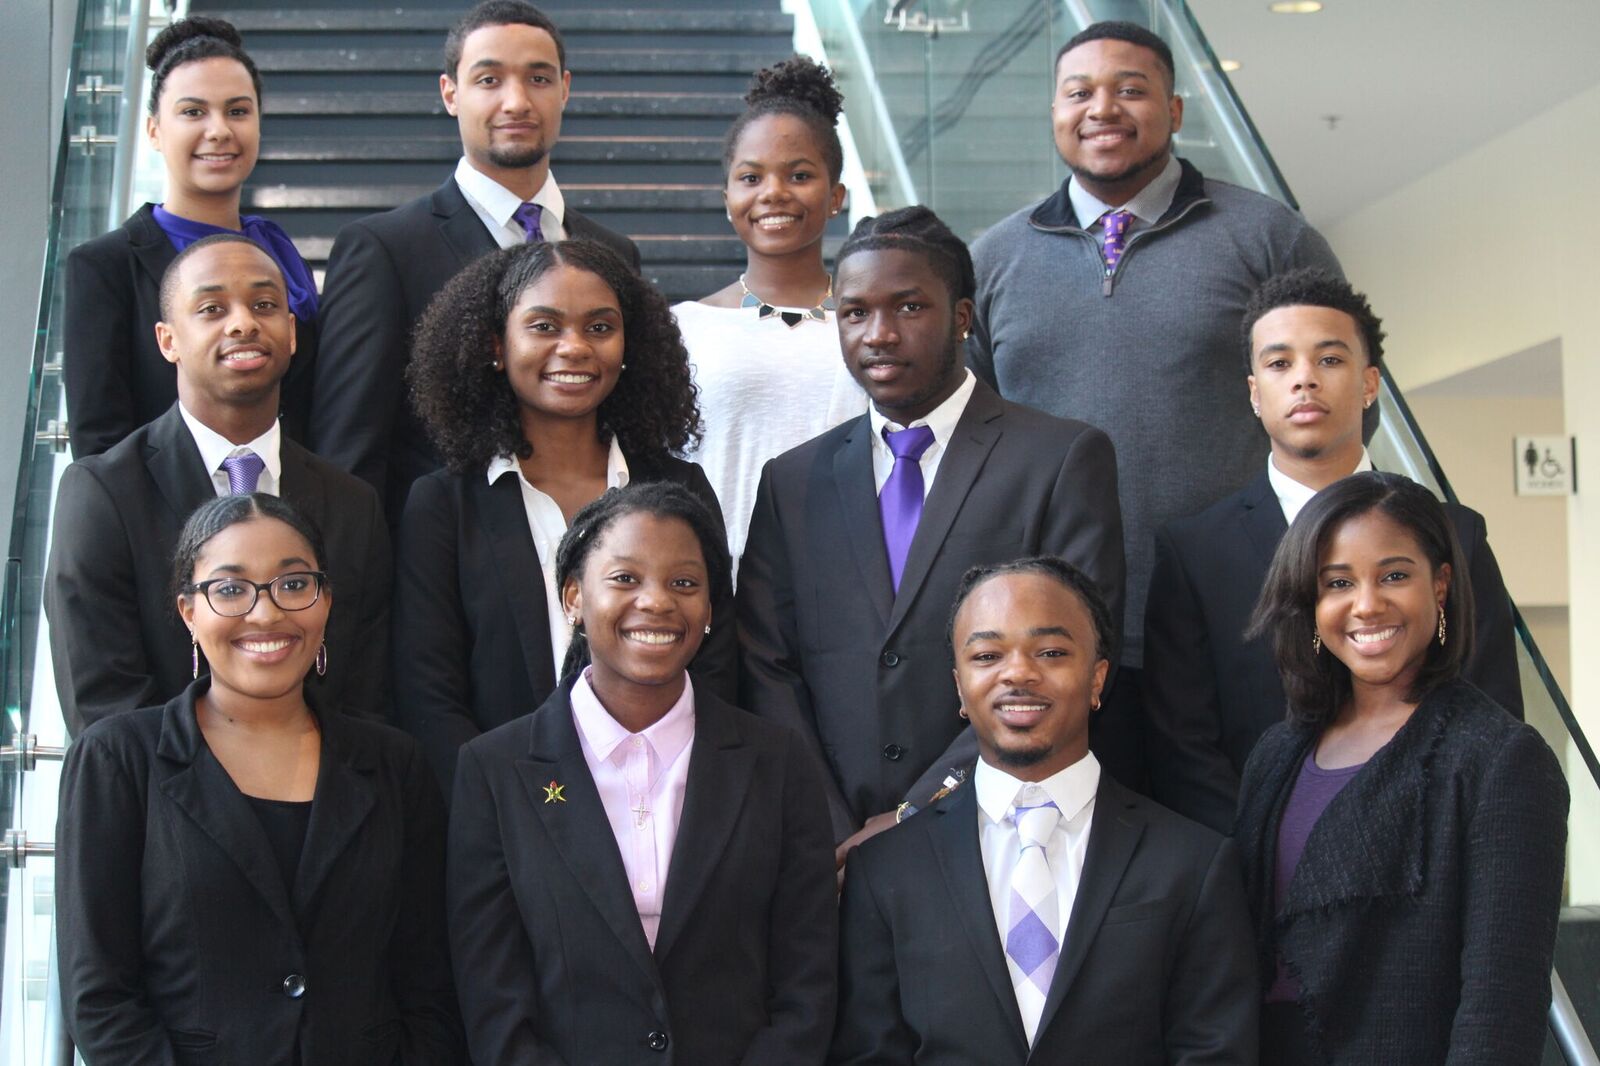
[57,493,464,1065]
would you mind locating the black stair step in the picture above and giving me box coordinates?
[244,183,724,212]
[264,113,736,138]
[259,134,725,163]
[267,89,744,118]
[214,9,793,34]
[254,45,778,75]
[254,158,723,186]
[289,234,812,266]
[644,265,744,301]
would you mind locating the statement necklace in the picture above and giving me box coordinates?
[738,273,834,328]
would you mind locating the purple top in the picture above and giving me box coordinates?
[1265,749,1364,1003]
[151,204,320,322]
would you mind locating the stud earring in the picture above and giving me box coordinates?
[1312,630,1322,654]
[1437,607,1447,646]
[191,632,200,679]
[315,641,328,677]
[490,359,503,370]
[1091,697,1101,712]
[1364,397,1373,409]
[1252,404,1261,417]
[703,624,712,635]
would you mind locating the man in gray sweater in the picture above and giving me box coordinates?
[968,20,1340,787]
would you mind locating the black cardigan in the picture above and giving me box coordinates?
[1234,678,1567,1065]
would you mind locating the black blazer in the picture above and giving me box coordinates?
[393,454,738,799]
[737,379,1125,839]
[1233,679,1567,1065]
[1143,471,1523,833]
[447,681,837,1065]
[311,177,641,524]
[830,772,1258,1064]
[63,202,317,458]
[56,680,464,1065]
[43,404,392,733]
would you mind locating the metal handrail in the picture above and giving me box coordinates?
[108,0,156,228]
[1552,968,1600,1066]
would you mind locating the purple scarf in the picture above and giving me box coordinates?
[152,204,319,321]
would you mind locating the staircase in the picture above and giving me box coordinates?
[205,0,803,302]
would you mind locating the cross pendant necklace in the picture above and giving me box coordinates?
[631,798,651,827]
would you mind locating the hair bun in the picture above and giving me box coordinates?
[745,56,843,124]
[147,15,243,70]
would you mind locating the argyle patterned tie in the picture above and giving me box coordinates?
[220,452,265,496]
[1101,209,1133,275]
[513,201,545,243]
[1006,791,1062,1044]
[879,425,936,592]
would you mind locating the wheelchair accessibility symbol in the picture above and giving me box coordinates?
[1514,436,1576,496]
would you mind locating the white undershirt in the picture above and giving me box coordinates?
[453,157,568,249]
[1267,448,1374,526]
[178,403,282,498]
[867,369,978,497]
[486,438,629,670]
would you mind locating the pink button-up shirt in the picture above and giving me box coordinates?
[569,669,696,950]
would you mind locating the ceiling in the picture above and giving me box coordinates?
[1186,0,1600,228]
[1408,337,1563,399]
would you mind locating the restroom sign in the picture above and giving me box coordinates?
[1514,436,1576,496]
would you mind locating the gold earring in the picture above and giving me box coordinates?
[1312,630,1322,654]
[1437,607,1447,646]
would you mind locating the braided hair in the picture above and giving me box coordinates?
[146,15,262,115]
[552,482,732,681]
[722,56,845,182]
[833,205,976,303]
[945,556,1116,664]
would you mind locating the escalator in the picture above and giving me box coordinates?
[1,0,1594,1061]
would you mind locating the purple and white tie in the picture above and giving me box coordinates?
[879,424,936,592]
[1101,209,1133,275]
[220,452,265,496]
[513,201,545,243]
[1005,791,1062,1044]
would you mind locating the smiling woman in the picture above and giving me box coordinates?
[62,15,320,458]
[394,239,736,800]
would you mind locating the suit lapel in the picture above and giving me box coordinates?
[887,385,1002,634]
[144,406,217,521]
[475,475,558,695]
[1239,473,1289,572]
[432,178,499,268]
[278,441,325,522]
[832,418,894,627]
[127,205,178,293]
[155,695,296,931]
[291,714,378,919]
[927,788,1029,1052]
[517,692,659,984]
[1036,775,1144,1034]
[653,694,757,962]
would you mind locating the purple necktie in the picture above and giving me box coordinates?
[513,201,545,243]
[220,452,265,496]
[1101,209,1133,275]
[880,425,936,592]
[1006,794,1063,1043]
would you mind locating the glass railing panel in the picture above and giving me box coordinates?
[0,0,151,1057]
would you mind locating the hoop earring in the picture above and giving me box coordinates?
[1312,630,1322,655]
[191,632,200,680]
[957,706,969,720]
[1090,697,1101,712]
[315,641,328,677]
[1437,607,1447,646]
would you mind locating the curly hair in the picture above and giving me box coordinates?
[722,56,845,183]
[407,239,702,474]
[1056,21,1175,92]
[1240,267,1387,375]
[147,15,262,115]
[836,205,976,303]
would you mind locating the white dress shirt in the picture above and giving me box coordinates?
[485,438,629,670]
[1067,154,1183,246]
[178,403,282,498]
[453,156,568,249]
[867,368,978,497]
[1267,448,1373,526]
[569,668,696,951]
[975,751,1100,1026]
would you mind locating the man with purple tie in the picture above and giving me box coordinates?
[737,208,1125,862]
[312,0,639,524]
[45,235,390,732]
[829,557,1256,1064]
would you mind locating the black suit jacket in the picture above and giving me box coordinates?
[63,202,317,458]
[447,682,837,1065]
[1234,679,1566,1065]
[737,379,1125,839]
[830,772,1258,1065]
[311,177,641,523]
[44,404,392,733]
[1143,470,1523,833]
[393,454,738,799]
[57,680,464,1065]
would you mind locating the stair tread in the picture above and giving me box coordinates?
[267,89,745,116]
[213,8,792,33]
[254,46,777,74]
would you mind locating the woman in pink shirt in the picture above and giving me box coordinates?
[446,481,837,1065]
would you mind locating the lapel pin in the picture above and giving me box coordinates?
[543,779,566,804]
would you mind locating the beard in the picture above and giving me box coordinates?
[488,138,549,171]
[1067,134,1172,190]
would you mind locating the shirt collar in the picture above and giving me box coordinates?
[868,367,977,451]
[1267,448,1374,526]
[975,751,1101,826]
[486,435,630,489]
[177,402,282,483]
[454,156,566,231]
[1068,154,1182,229]
[569,667,696,766]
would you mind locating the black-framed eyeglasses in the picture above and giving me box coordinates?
[184,571,327,617]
